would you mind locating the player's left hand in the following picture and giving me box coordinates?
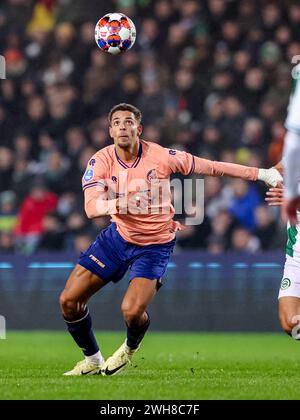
[282,197,300,226]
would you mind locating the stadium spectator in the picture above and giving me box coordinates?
[14,181,58,253]
[38,212,65,251]
[231,227,261,253]
[254,205,279,250]
[0,191,17,232]
[0,147,14,193]
[0,231,15,253]
[73,232,94,254]
[209,209,236,250]
[228,179,262,231]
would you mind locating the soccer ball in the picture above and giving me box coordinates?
[95,13,136,55]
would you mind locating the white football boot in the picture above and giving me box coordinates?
[63,359,104,376]
[101,342,139,376]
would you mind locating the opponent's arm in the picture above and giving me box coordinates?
[273,160,284,176]
[283,131,300,200]
[265,187,284,206]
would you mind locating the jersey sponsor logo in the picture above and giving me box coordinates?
[89,158,96,166]
[169,149,177,155]
[280,278,291,290]
[84,169,94,182]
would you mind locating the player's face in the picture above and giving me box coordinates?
[109,111,142,149]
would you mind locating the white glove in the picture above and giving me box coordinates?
[258,168,283,187]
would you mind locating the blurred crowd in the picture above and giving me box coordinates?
[0,0,297,255]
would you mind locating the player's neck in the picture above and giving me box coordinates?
[115,139,140,162]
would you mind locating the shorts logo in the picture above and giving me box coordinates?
[89,254,105,268]
[84,169,94,182]
[280,278,291,290]
[169,149,177,155]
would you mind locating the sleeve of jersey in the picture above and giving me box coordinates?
[283,131,300,199]
[82,154,118,217]
[167,149,196,175]
[167,149,258,180]
[82,154,107,192]
[193,156,259,180]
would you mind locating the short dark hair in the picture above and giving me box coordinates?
[108,103,142,125]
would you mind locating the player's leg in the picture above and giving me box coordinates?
[101,277,157,376]
[121,277,156,348]
[279,297,300,337]
[278,255,300,338]
[60,223,129,375]
[60,264,107,375]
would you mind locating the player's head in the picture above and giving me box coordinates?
[108,103,143,149]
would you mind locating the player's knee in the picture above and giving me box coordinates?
[59,292,79,319]
[121,303,145,326]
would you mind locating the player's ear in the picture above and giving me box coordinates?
[138,124,143,136]
[109,125,113,139]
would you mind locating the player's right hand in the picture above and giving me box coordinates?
[117,191,150,214]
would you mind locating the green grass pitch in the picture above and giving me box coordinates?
[1,331,300,400]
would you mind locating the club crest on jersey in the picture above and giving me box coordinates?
[147,169,159,184]
[169,149,177,156]
[84,169,94,182]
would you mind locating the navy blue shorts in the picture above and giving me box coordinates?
[78,223,176,284]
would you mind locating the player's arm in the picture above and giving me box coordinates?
[85,189,147,218]
[273,160,284,176]
[282,131,300,225]
[83,155,147,218]
[283,131,300,200]
[84,187,118,218]
[284,67,300,200]
[82,154,118,218]
[192,156,284,186]
[167,149,282,187]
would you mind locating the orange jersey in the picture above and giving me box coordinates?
[83,139,258,245]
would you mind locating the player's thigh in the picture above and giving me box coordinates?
[61,264,106,304]
[121,277,158,315]
[278,257,300,326]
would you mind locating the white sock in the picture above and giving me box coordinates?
[85,351,104,366]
